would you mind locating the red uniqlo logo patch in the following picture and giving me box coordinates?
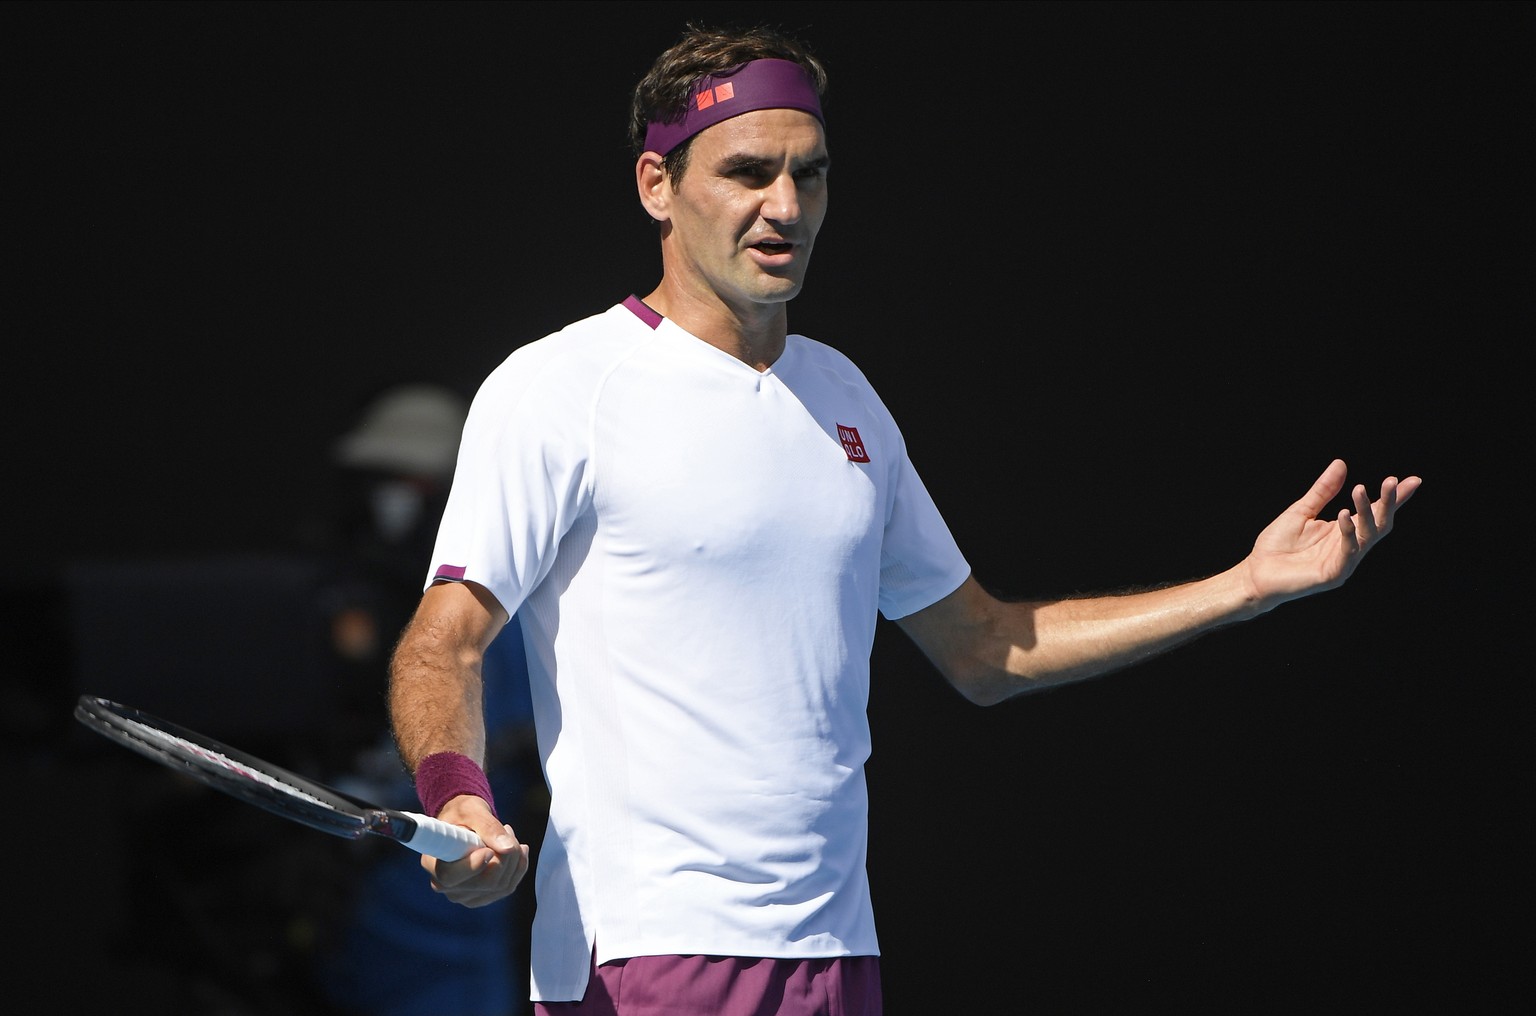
[837,424,870,462]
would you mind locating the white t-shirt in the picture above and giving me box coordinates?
[428,297,971,1000]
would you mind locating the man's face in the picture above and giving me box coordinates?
[662,108,829,313]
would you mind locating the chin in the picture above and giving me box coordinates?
[751,275,805,304]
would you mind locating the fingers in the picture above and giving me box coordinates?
[1305,462,1422,531]
[1293,459,1349,519]
[420,819,531,907]
[1352,483,1380,541]
[1338,471,1424,553]
[1394,474,1423,507]
[1336,508,1360,553]
[424,844,530,907]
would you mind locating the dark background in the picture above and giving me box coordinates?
[6,1,1526,1012]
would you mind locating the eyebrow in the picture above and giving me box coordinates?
[717,152,831,175]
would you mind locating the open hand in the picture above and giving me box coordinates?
[1245,459,1422,608]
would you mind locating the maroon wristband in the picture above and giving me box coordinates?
[414,751,499,821]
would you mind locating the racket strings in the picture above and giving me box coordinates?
[116,715,340,812]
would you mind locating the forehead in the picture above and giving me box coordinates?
[689,108,829,163]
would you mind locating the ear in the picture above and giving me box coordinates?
[635,153,670,222]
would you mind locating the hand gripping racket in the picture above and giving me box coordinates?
[74,694,483,861]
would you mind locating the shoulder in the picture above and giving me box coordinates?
[474,302,657,410]
[499,302,652,374]
[784,333,879,388]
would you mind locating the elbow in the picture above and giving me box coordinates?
[958,683,1010,708]
[944,663,1035,708]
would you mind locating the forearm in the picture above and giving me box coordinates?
[904,566,1266,706]
[387,582,506,770]
[389,631,487,770]
[1002,565,1262,688]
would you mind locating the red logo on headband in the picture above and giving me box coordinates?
[695,81,735,112]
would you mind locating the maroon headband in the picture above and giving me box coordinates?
[643,58,824,156]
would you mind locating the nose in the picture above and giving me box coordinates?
[761,172,802,225]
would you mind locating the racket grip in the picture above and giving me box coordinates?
[400,811,485,860]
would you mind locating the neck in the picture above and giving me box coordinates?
[641,281,787,371]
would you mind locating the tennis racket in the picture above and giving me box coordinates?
[74,694,483,861]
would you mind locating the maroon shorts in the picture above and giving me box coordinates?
[534,952,883,1016]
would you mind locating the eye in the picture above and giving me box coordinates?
[793,158,830,184]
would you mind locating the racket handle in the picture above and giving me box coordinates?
[399,811,486,860]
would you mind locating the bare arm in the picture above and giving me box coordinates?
[390,579,507,770]
[389,579,530,905]
[897,460,1422,706]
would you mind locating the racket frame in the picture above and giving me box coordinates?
[74,694,481,860]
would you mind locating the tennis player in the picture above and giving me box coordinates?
[386,21,1421,1016]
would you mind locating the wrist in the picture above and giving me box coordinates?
[414,751,498,820]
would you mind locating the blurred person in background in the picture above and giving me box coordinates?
[310,382,541,1016]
